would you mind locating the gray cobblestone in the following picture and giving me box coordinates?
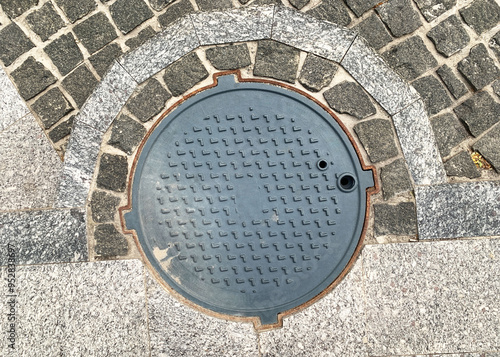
[436,64,468,100]
[163,52,209,96]
[374,202,417,236]
[458,43,500,91]
[473,123,500,172]
[253,40,300,84]
[44,33,83,76]
[444,151,481,178]
[62,65,99,108]
[380,158,413,200]
[11,57,56,100]
[344,0,380,17]
[127,78,171,122]
[491,31,500,60]
[125,27,156,50]
[289,0,309,10]
[414,0,456,22]
[298,53,338,92]
[90,190,121,223]
[25,3,64,42]
[427,15,470,58]
[382,36,437,81]
[94,223,128,258]
[73,12,118,55]
[89,43,123,77]
[412,75,452,116]
[205,44,252,70]
[306,0,351,27]
[110,0,154,35]
[54,0,96,23]
[0,23,34,67]
[353,119,399,163]
[459,0,500,35]
[48,115,74,143]
[376,0,422,38]
[195,0,233,11]
[493,79,500,98]
[32,88,73,129]
[0,0,38,19]
[454,91,500,137]
[354,13,393,51]
[430,112,469,157]
[324,81,375,119]
[96,153,128,192]
[157,0,194,28]
[108,114,146,154]
[148,0,175,12]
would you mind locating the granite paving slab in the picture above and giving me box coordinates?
[415,182,500,239]
[391,100,447,185]
[271,6,357,63]
[364,239,500,355]
[190,5,274,46]
[0,208,87,266]
[341,36,420,116]
[146,271,260,356]
[0,67,29,132]
[0,114,62,211]
[119,16,200,83]
[259,258,366,357]
[0,260,149,356]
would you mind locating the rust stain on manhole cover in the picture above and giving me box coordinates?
[121,72,376,329]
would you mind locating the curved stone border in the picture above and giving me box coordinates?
[55,5,500,242]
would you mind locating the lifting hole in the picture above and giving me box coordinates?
[338,174,356,191]
[317,159,329,170]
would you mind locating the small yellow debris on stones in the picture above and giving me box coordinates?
[471,152,492,170]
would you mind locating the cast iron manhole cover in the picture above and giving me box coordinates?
[123,74,374,327]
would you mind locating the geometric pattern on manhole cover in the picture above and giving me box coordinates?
[123,74,374,327]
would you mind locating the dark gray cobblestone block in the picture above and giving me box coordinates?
[491,31,500,60]
[32,88,73,129]
[473,123,500,172]
[96,153,128,192]
[11,57,56,100]
[306,0,351,27]
[0,23,34,67]
[157,0,194,28]
[493,79,500,97]
[444,151,481,178]
[454,91,500,137]
[376,0,422,38]
[54,0,96,23]
[412,75,452,116]
[436,64,468,99]
[94,223,128,258]
[0,0,38,19]
[127,78,171,122]
[125,27,156,50]
[430,112,469,158]
[353,119,399,163]
[289,0,309,10]
[354,13,392,51]
[73,12,118,54]
[108,114,146,154]
[324,81,375,119]
[195,0,233,11]
[163,52,209,96]
[44,33,83,76]
[90,190,121,223]
[374,202,417,236]
[110,0,154,35]
[205,44,252,70]
[253,0,280,5]
[427,15,469,58]
[382,36,438,81]
[62,65,99,108]
[48,115,74,143]
[459,0,500,35]
[458,43,500,91]
[344,0,379,17]
[148,0,175,11]
[25,3,64,42]
[298,53,338,92]
[89,43,123,77]
[380,158,412,200]
[253,40,300,84]
[414,0,456,22]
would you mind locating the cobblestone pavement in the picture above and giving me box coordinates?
[0,0,499,356]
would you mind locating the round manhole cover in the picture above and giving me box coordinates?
[123,74,374,327]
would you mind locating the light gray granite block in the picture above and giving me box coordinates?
[363,239,500,355]
[259,259,366,357]
[78,62,137,133]
[0,114,62,211]
[119,16,200,83]
[271,6,357,63]
[341,36,420,115]
[146,271,259,356]
[0,208,87,266]
[392,100,447,185]
[0,260,148,356]
[416,182,500,239]
[56,121,103,208]
[0,67,29,132]
[190,5,274,46]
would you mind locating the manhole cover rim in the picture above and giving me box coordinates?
[119,71,378,329]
